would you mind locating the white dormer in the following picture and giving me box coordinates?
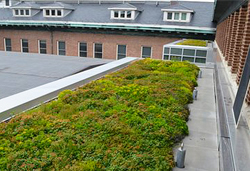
[108,3,140,20]
[41,2,74,18]
[11,2,40,17]
[0,0,12,8]
[161,4,194,23]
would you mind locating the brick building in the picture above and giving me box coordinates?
[214,0,250,104]
[0,0,215,60]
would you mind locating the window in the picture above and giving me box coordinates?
[79,42,87,57]
[58,41,66,55]
[117,45,126,60]
[183,49,195,56]
[181,13,187,20]
[174,13,180,20]
[4,38,11,51]
[13,9,31,17]
[5,0,10,6]
[39,40,47,54]
[21,39,29,53]
[44,9,63,17]
[94,43,102,58]
[112,10,134,20]
[142,46,152,58]
[196,50,207,57]
[171,48,182,55]
[167,12,172,20]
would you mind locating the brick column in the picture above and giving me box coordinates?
[227,11,239,66]
[221,19,228,56]
[231,7,247,73]
[225,15,234,61]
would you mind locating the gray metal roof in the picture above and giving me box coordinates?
[0,1,216,31]
[162,4,193,11]
[109,3,138,10]
[11,2,41,9]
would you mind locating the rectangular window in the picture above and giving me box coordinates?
[94,43,102,58]
[170,55,181,61]
[174,13,180,20]
[57,10,62,16]
[51,10,56,16]
[25,10,30,16]
[46,10,50,16]
[127,11,132,18]
[114,11,119,18]
[39,40,47,54]
[164,47,170,54]
[5,0,10,6]
[58,41,66,55]
[20,10,24,16]
[183,57,194,62]
[15,10,19,15]
[79,42,87,57]
[181,13,187,20]
[117,45,126,60]
[171,48,182,55]
[142,46,152,58]
[183,49,195,56]
[167,12,172,20]
[4,38,11,51]
[21,39,29,53]
[120,11,125,18]
[196,50,207,57]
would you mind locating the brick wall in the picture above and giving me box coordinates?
[0,29,179,60]
[216,1,250,105]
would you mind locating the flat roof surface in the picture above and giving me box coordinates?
[0,51,112,99]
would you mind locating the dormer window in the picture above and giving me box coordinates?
[43,9,63,17]
[13,9,31,17]
[109,3,140,20]
[161,4,194,23]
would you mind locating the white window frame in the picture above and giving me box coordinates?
[141,46,152,58]
[38,40,47,54]
[4,0,11,7]
[43,9,64,17]
[78,42,88,57]
[93,43,103,59]
[21,39,29,53]
[13,9,31,17]
[111,10,135,20]
[163,11,191,22]
[116,44,127,60]
[4,38,11,51]
[57,41,66,56]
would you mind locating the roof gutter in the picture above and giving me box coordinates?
[0,20,216,34]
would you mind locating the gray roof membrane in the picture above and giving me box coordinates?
[162,4,194,11]
[109,3,137,10]
[0,1,216,29]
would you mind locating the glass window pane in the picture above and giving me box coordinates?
[170,55,181,61]
[120,11,125,18]
[114,11,119,18]
[22,39,29,53]
[95,43,102,53]
[95,52,102,58]
[59,41,65,49]
[20,10,24,15]
[40,40,46,48]
[57,10,62,16]
[51,10,55,16]
[25,10,29,16]
[164,47,169,54]
[40,49,47,54]
[183,57,194,62]
[58,41,65,55]
[118,54,126,60]
[195,58,206,63]
[196,50,207,57]
[5,0,9,6]
[80,52,87,57]
[80,42,87,51]
[46,10,50,16]
[127,11,131,18]
[174,13,180,20]
[118,45,126,59]
[15,10,19,15]
[163,55,169,60]
[183,49,195,56]
[5,38,11,51]
[142,47,151,58]
[167,12,172,20]
[181,13,187,20]
[171,48,182,55]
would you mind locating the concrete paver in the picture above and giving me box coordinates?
[174,68,219,171]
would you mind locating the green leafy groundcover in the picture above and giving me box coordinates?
[0,59,199,170]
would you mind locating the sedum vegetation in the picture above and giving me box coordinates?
[176,39,207,47]
[0,59,199,170]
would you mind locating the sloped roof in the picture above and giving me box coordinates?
[11,2,40,9]
[162,3,194,12]
[40,2,75,10]
[109,3,137,10]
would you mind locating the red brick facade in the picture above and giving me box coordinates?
[215,1,250,105]
[0,29,179,60]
